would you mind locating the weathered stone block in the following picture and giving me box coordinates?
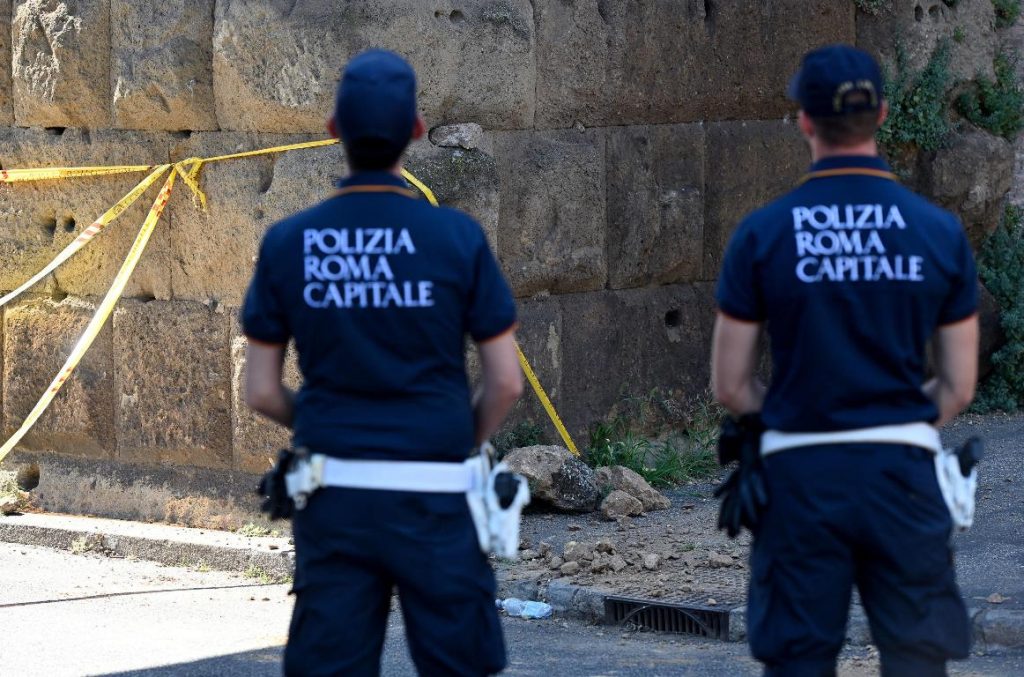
[213,0,535,133]
[3,298,115,457]
[113,300,231,468]
[167,133,500,304]
[534,0,854,128]
[607,124,705,288]
[504,296,562,438]
[918,129,1014,247]
[703,120,807,279]
[0,127,175,300]
[0,0,13,125]
[111,0,218,131]
[229,312,303,474]
[857,0,997,84]
[493,129,607,296]
[12,0,111,127]
[557,284,717,436]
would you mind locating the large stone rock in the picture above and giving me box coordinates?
[599,490,643,521]
[213,0,535,133]
[503,445,600,513]
[595,465,671,512]
[533,0,854,128]
[167,133,500,304]
[857,0,997,84]
[12,0,111,127]
[112,300,232,469]
[111,0,218,131]
[230,313,303,474]
[703,120,807,279]
[606,124,705,288]
[918,129,1015,247]
[2,298,115,458]
[0,127,175,301]
[0,0,13,125]
[493,128,607,296]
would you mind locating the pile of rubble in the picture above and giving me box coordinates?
[503,445,671,519]
[0,463,39,515]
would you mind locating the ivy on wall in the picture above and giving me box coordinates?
[957,51,1024,139]
[878,41,953,153]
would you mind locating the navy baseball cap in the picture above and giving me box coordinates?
[788,45,884,118]
[335,50,417,151]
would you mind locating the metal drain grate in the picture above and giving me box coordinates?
[604,595,731,639]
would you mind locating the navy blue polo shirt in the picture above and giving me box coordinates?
[716,156,978,432]
[241,171,517,461]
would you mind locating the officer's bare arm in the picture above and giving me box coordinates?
[711,313,767,416]
[474,331,524,445]
[923,315,979,427]
[244,341,296,429]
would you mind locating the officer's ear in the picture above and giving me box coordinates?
[877,101,889,129]
[327,116,339,139]
[797,110,816,140]
[411,114,426,141]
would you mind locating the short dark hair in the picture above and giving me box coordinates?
[809,91,883,147]
[344,137,406,172]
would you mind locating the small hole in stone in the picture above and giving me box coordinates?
[254,208,265,220]
[665,309,682,328]
[40,216,57,236]
[434,10,443,18]
[172,130,193,140]
[44,127,66,137]
[450,10,465,23]
[915,6,924,21]
[62,217,76,232]
[929,5,939,18]
[50,287,68,302]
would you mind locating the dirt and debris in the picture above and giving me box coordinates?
[499,478,751,606]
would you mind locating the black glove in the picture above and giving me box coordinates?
[257,449,298,520]
[713,414,769,538]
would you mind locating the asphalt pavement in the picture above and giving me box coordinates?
[3,542,1024,676]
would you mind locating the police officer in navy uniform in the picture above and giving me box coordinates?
[241,50,523,676]
[712,45,979,676]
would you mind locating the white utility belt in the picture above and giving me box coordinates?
[760,422,941,457]
[292,455,478,494]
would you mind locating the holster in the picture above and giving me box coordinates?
[465,443,531,559]
[714,414,769,538]
[256,448,302,520]
[935,436,983,531]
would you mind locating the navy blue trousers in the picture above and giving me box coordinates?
[748,444,970,677]
[284,487,506,676]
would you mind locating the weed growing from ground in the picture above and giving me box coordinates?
[493,419,545,456]
[880,41,953,153]
[585,391,723,488]
[973,206,1024,412]
[993,0,1021,29]
[957,51,1024,139]
[236,523,278,538]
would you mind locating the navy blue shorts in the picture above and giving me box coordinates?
[284,487,506,676]
[747,444,970,677]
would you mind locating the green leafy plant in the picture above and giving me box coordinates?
[953,26,967,44]
[879,41,953,152]
[957,51,1024,139]
[493,419,545,455]
[584,391,723,488]
[973,205,1024,412]
[993,0,1021,29]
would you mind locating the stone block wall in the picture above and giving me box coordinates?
[0,0,1017,524]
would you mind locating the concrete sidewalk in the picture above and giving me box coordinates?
[2,415,1022,650]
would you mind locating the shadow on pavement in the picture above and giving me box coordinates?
[95,647,284,677]
[0,582,281,609]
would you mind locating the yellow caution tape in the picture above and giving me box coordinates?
[0,171,177,465]
[0,165,154,184]
[0,138,580,463]
[515,343,580,456]
[0,164,171,310]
